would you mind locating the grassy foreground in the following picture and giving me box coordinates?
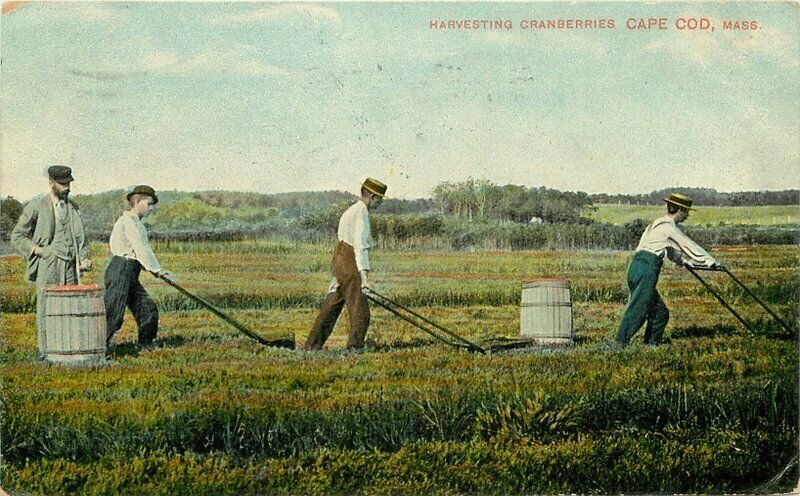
[1,242,798,494]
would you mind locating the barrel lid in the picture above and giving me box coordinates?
[523,278,569,284]
[46,284,103,292]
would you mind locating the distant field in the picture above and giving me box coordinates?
[587,204,799,226]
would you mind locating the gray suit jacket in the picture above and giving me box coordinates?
[10,194,89,282]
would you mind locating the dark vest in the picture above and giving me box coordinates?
[49,202,75,261]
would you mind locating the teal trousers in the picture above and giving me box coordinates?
[616,251,669,346]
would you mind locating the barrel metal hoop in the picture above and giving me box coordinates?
[46,349,106,355]
[46,312,106,317]
[521,302,572,307]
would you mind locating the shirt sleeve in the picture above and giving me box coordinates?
[352,207,371,272]
[124,216,163,273]
[10,201,38,257]
[667,224,716,268]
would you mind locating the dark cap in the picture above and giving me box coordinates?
[663,193,696,211]
[126,185,159,204]
[48,165,74,184]
[362,177,387,198]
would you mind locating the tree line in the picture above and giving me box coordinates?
[591,188,799,206]
[432,179,593,223]
[1,182,797,249]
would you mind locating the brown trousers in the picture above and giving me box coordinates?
[305,241,370,350]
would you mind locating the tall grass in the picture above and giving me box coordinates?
[1,241,797,494]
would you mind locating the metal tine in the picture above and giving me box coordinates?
[686,266,757,335]
[721,267,794,334]
[365,288,485,353]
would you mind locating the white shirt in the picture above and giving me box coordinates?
[109,211,162,273]
[636,215,716,268]
[337,200,372,272]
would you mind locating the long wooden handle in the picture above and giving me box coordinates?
[365,288,485,354]
[157,274,293,348]
[686,266,756,335]
[722,268,793,333]
[365,294,466,349]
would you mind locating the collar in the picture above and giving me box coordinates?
[651,216,675,229]
[124,210,143,221]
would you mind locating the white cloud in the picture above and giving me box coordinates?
[643,34,719,69]
[143,51,180,72]
[72,46,292,79]
[232,59,291,77]
[173,48,291,77]
[643,22,798,70]
[725,25,799,69]
[34,2,124,23]
[220,4,342,28]
[485,29,609,58]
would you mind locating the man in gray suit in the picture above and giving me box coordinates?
[11,165,91,355]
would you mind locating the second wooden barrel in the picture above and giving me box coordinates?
[520,279,573,343]
[43,284,107,365]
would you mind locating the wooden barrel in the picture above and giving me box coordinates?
[520,279,573,343]
[43,284,107,364]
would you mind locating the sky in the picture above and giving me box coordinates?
[1,1,798,201]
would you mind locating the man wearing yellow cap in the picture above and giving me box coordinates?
[305,178,387,351]
[617,193,722,346]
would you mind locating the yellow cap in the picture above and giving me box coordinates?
[663,193,695,210]
[362,177,387,198]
